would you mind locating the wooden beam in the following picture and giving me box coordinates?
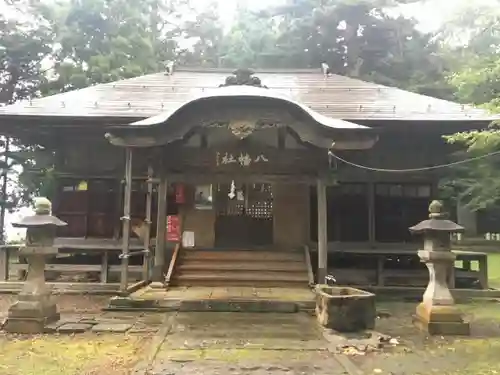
[0,281,124,295]
[317,178,328,284]
[25,170,158,181]
[165,173,319,184]
[153,173,168,283]
[142,164,154,281]
[120,147,133,292]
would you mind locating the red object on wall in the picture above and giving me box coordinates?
[175,184,185,204]
[166,215,181,242]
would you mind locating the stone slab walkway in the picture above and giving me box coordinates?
[134,311,353,375]
[1,310,167,334]
[133,286,315,303]
[58,311,166,334]
[109,286,317,313]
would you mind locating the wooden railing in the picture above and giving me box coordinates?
[304,245,315,287]
[164,243,181,287]
[0,239,147,294]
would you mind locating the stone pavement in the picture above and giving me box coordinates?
[110,286,316,312]
[133,286,315,302]
[45,311,167,334]
[1,308,167,334]
[133,312,355,375]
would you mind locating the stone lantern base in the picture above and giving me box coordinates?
[413,303,470,336]
[3,294,60,334]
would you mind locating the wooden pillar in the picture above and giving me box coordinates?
[368,181,376,245]
[120,148,133,292]
[153,173,168,284]
[317,178,328,284]
[0,247,9,281]
[143,165,153,281]
[0,137,9,246]
[113,178,123,240]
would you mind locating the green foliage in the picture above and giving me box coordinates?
[0,1,56,236]
[448,56,500,111]
[213,0,452,96]
[0,139,56,212]
[42,0,187,93]
[439,3,500,209]
[442,128,500,209]
[177,1,224,67]
[219,9,282,69]
[0,2,53,104]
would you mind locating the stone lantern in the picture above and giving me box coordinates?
[3,197,67,334]
[409,200,470,336]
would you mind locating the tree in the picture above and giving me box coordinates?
[441,2,500,109]
[0,2,53,104]
[218,7,281,68]
[176,1,225,67]
[249,0,453,97]
[438,3,500,210]
[0,1,55,241]
[43,0,189,93]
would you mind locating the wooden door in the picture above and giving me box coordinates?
[215,182,273,248]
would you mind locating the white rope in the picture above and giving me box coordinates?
[328,150,500,173]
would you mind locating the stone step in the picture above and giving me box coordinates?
[180,250,304,262]
[172,271,309,287]
[172,249,309,288]
[177,261,307,272]
[178,299,299,313]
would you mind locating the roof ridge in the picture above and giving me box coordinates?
[175,67,321,74]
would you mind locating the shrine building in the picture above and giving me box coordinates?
[0,67,496,294]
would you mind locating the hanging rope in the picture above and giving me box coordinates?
[327,149,500,173]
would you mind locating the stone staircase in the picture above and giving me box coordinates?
[170,248,310,288]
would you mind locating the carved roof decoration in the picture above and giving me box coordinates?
[219,68,268,89]
[104,85,378,149]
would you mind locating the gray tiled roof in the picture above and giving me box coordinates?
[0,68,495,122]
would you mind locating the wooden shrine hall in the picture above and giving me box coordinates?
[0,67,497,295]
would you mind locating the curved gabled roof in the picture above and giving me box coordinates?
[127,85,368,130]
[105,85,378,149]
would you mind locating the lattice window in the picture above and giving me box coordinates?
[216,182,273,218]
[246,200,273,219]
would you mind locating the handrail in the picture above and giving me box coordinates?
[164,243,181,287]
[124,280,149,296]
[304,244,315,287]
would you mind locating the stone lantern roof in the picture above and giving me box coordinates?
[409,200,464,234]
[12,197,67,228]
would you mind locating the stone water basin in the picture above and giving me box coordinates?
[315,285,376,332]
